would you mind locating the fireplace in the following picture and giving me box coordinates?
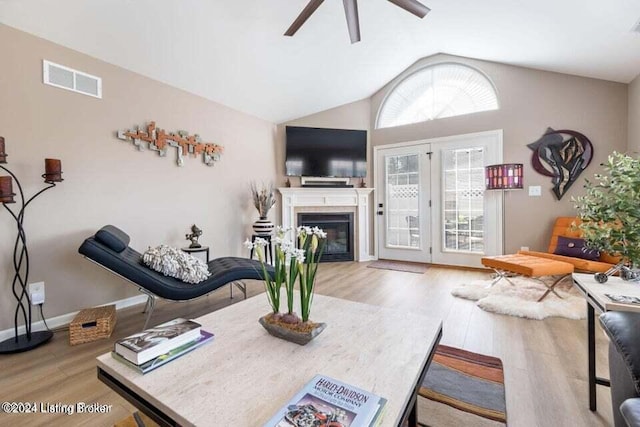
[297,212,354,262]
[279,187,373,261]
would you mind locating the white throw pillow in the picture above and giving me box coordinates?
[142,245,210,284]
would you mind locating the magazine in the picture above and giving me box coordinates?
[264,374,386,427]
[115,318,201,364]
[605,294,640,305]
[112,330,214,374]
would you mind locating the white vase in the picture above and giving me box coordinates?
[253,217,274,235]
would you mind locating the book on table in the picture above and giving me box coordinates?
[114,318,202,365]
[112,330,214,374]
[264,374,387,427]
[605,294,640,305]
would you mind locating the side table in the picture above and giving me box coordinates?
[181,246,210,263]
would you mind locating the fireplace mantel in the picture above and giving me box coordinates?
[278,187,375,262]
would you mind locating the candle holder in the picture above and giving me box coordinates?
[0,176,15,204]
[0,139,63,353]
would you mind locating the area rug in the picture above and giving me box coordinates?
[114,411,158,427]
[367,260,429,274]
[419,345,506,426]
[452,276,585,320]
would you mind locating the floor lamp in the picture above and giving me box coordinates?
[485,163,523,254]
[0,136,64,353]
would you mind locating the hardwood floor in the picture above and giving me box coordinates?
[0,262,613,426]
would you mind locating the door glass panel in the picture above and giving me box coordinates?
[442,147,485,253]
[386,154,420,248]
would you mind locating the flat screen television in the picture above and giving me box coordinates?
[285,126,367,177]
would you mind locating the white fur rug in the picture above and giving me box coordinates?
[452,276,586,320]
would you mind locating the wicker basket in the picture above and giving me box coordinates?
[69,305,116,345]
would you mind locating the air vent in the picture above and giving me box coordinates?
[42,60,102,98]
[632,18,640,34]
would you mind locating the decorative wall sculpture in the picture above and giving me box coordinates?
[117,121,224,167]
[527,128,593,200]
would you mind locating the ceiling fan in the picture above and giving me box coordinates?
[284,0,431,44]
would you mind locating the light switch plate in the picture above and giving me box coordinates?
[529,186,542,196]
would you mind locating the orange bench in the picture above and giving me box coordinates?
[481,253,574,302]
[481,217,621,302]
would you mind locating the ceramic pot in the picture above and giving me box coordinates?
[259,315,326,346]
[253,217,274,235]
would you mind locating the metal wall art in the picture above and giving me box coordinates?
[527,128,593,200]
[117,121,224,167]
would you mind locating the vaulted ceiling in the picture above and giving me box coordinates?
[1,0,639,123]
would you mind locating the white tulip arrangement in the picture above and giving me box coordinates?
[245,225,326,324]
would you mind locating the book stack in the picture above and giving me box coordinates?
[264,374,387,427]
[112,318,213,374]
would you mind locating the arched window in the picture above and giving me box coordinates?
[376,63,499,129]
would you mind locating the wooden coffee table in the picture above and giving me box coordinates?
[97,293,443,426]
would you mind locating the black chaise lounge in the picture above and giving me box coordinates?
[78,225,274,329]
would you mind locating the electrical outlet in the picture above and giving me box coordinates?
[28,282,45,305]
[521,246,529,251]
[528,186,542,197]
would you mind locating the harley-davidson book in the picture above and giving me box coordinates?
[264,374,386,427]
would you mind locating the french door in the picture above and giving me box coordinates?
[375,131,503,268]
[376,145,432,263]
[430,133,503,267]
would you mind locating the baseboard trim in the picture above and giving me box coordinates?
[358,255,377,262]
[0,294,147,342]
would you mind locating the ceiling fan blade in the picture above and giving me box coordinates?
[284,0,325,36]
[343,0,361,43]
[387,0,430,18]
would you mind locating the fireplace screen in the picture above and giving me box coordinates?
[297,213,354,262]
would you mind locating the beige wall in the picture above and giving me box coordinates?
[0,24,277,330]
[629,74,640,154]
[369,54,628,254]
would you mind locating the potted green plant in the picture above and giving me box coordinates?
[250,182,276,235]
[574,151,640,281]
[245,226,327,345]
